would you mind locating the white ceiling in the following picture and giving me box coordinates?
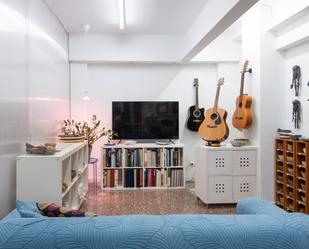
[45,0,209,34]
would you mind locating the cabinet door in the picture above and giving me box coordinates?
[207,151,232,175]
[208,176,233,203]
[232,176,256,201]
[232,150,256,175]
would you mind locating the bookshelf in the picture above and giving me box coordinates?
[101,143,185,190]
[17,142,88,209]
[275,138,308,213]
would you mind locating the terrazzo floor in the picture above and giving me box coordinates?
[80,183,236,216]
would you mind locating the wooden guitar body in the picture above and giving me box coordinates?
[186,105,205,132]
[232,95,253,129]
[232,60,253,130]
[198,108,229,142]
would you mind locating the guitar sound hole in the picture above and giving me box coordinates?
[210,113,218,120]
[238,103,243,108]
[193,110,201,118]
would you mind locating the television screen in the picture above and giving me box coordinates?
[112,101,179,139]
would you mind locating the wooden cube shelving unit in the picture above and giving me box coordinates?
[275,138,308,213]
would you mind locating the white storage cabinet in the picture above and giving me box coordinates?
[195,146,257,204]
[17,142,88,209]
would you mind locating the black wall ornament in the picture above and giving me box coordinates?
[292,99,301,129]
[291,65,301,96]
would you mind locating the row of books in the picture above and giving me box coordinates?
[144,169,163,187]
[103,149,122,168]
[103,168,184,188]
[124,169,143,187]
[144,149,162,167]
[125,149,143,167]
[165,168,184,187]
[124,169,166,188]
[102,170,122,188]
[165,148,183,167]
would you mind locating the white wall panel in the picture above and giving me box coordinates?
[28,0,69,142]
[0,0,69,218]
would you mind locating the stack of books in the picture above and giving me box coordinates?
[277,129,292,139]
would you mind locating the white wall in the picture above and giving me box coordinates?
[71,62,246,181]
[69,34,185,62]
[0,0,69,218]
[192,34,241,62]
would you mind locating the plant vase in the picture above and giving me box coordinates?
[88,145,93,159]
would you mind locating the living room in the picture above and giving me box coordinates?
[1,0,309,248]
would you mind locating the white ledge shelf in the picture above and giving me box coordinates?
[268,5,309,51]
[269,6,309,34]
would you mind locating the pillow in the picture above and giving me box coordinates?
[37,203,96,218]
[16,200,42,218]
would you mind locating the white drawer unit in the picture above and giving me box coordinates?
[208,176,233,203]
[207,151,232,175]
[232,150,256,175]
[195,145,257,204]
[232,175,256,201]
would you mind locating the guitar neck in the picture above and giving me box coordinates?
[195,86,199,110]
[213,85,221,112]
[239,73,245,103]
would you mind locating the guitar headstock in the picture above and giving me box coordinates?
[241,60,252,74]
[193,78,199,87]
[217,77,224,86]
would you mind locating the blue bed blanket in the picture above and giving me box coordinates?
[1,212,309,249]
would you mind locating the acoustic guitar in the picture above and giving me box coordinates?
[186,78,205,131]
[232,60,253,130]
[198,78,229,142]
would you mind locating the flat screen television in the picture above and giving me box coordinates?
[112,101,179,139]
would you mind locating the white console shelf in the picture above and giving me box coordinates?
[17,142,88,209]
[101,143,185,190]
[195,145,257,204]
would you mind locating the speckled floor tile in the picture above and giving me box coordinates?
[80,183,236,216]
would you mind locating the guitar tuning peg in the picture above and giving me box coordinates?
[247,68,252,74]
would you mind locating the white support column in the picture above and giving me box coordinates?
[241,2,285,200]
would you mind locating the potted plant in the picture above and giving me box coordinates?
[63,115,117,158]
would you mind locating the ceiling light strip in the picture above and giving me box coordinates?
[118,0,126,30]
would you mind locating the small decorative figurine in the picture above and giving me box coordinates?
[291,65,301,96]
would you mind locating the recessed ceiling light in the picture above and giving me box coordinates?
[118,0,126,30]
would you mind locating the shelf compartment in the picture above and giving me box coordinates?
[62,157,71,190]
[103,169,123,188]
[103,148,122,168]
[144,168,164,188]
[125,148,143,167]
[164,168,184,188]
[144,148,162,168]
[164,148,183,167]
